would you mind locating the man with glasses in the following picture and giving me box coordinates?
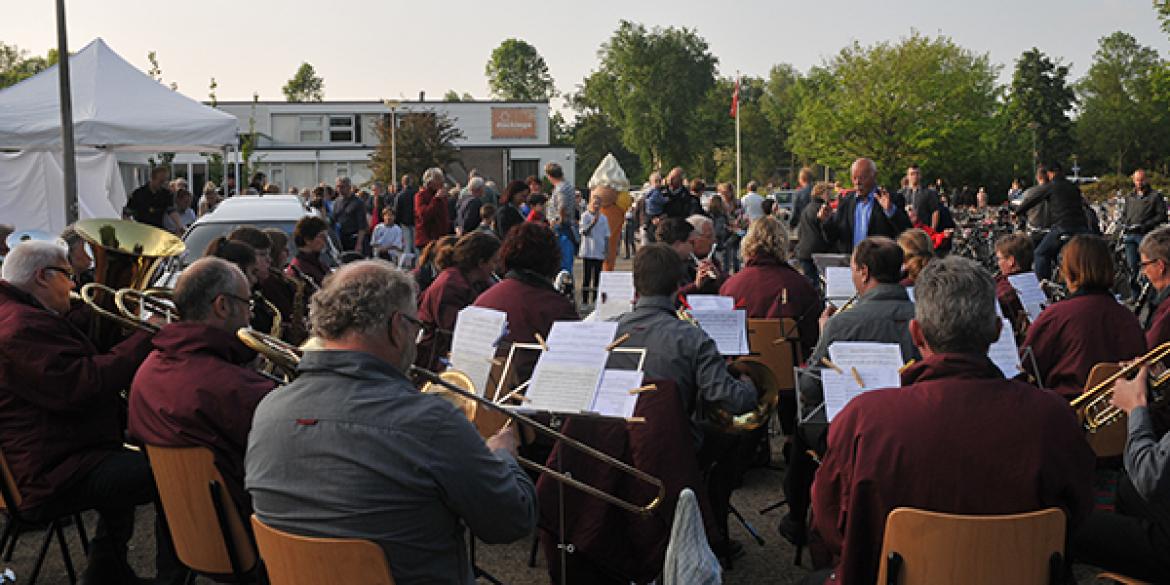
[0,240,185,583]
[1138,226,1170,347]
[128,257,277,521]
[246,261,534,584]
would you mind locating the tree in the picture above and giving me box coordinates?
[787,32,1000,189]
[485,39,556,101]
[146,50,177,90]
[1157,0,1169,37]
[369,111,465,184]
[0,42,58,90]
[577,21,718,173]
[443,90,474,101]
[1002,48,1076,174]
[567,111,643,189]
[1075,32,1167,175]
[282,62,324,102]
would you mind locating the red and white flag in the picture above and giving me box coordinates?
[729,78,740,118]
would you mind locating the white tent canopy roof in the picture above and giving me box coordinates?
[0,38,237,151]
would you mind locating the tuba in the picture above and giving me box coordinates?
[709,359,781,433]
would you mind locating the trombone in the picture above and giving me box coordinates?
[75,283,178,334]
[1071,341,1170,432]
[236,328,666,516]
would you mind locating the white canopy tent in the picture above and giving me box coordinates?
[0,38,238,233]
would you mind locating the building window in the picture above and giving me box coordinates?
[329,115,355,143]
[334,162,350,178]
[299,115,324,143]
[511,159,539,183]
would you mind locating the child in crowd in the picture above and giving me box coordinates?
[578,195,609,305]
[526,193,548,225]
[477,204,498,236]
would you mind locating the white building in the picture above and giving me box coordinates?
[171,99,574,194]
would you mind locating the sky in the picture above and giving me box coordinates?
[5,0,1169,113]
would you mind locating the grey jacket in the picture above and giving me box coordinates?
[1125,406,1170,512]
[246,350,535,585]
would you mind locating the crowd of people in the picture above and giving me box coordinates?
[0,152,1168,585]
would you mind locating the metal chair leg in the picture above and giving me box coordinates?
[527,531,540,567]
[0,515,11,560]
[73,513,88,555]
[55,522,76,584]
[28,523,55,585]
[1,519,18,561]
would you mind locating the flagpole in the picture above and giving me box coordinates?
[56,0,78,225]
[734,71,741,197]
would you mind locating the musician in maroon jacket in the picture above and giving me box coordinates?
[1138,226,1170,347]
[0,240,177,583]
[287,215,332,294]
[128,257,277,515]
[807,256,1095,585]
[720,216,822,360]
[474,223,578,380]
[416,231,500,371]
[656,217,726,298]
[414,167,451,249]
[994,233,1032,339]
[1022,236,1145,398]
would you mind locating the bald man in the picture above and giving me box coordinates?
[817,158,911,252]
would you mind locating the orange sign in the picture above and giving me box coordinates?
[491,108,538,139]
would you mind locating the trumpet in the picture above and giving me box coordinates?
[1072,341,1170,432]
[236,328,666,516]
[75,283,178,334]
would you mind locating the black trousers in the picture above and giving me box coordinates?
[1072,476,1170,582]
[697,430,743,550]
[581,259,603,304]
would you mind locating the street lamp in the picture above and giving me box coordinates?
[383,99,400,186]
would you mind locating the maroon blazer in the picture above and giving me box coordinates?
[1146,292,1170,349]
[811,353,1095,585]
[719,255,823,360]
[414,186,450,248]
[473,271,578,380]
[679,257,727,298]
[128,322,276,511]
[416,266,493,371]
[1022,290,1146,398]
[995,273,1028,338]
[286,250,330,291]
[0,282,153,510]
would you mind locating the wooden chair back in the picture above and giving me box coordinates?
[875,507,1066,585]
[145,445,257,575]
[1081,363,1128,458]
[251,515,395,585]
[1097,572,1151,584]
[743,318,798,391]
[0,448,21,511]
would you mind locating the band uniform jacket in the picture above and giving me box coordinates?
[679,256,727,298]
[719,255,822,360]
[1145,286,1170,349]
[995,273,1028,340]
[473,270,578,381]
[820,190,912,251]
[0,281,153,510]
[286,250,330,292]
[811,353,1095,585]
[416,266,494,372]
[414,186,451,248]
[128,322,276,512]
[1022,290,1146,399]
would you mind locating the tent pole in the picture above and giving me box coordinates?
[222,145,229,195]
[56,0,79,225]
[234,138,240,195]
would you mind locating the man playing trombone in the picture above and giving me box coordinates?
[245,260,535,584]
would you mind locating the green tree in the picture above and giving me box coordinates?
[369,111,465,184]
[486,39,556,101]
[577,21,718,173]
[0,42,58,89]
[443,89,474,101]
[282,62,324,102]
[787,32,1000,189]
[1075,32,1167,175]
[1157,0,1169,37]
[567,111,643,188]
[1002,48,1076,175]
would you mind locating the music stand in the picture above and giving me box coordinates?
[812,253,850,276]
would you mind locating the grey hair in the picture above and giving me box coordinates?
[1140,225,1170,264]
[336,176,352,187]
[1,240,68,287]
[422,167,445,184]
[173,257,248,322]
[310,260,417,340]
[852,157,878,175]
[468,177,485,192]
[914,256,999,354]
[686,214,713,235]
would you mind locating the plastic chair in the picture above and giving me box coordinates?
[144,445,260,583]
[0,448,87,585]
[251,515,395,585]
[875,507,1067,585]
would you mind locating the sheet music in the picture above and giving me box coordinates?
[546,321,618,352]
[822,366,901,422]
[688,295,735,311]
[526,350,608,414]
[449,307,507,395]
[690,309,750,355]
[828,341,905,368]
[825,266,855,301]
[905,286,914,303]
[987,318,1023,376]
[1007,272,1046,322]
[590,369,644,418]
[596,271,636,320]
[448,350,495,398]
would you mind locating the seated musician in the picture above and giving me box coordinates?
[416,231,501,371]
[993,233,1033,337]
[719,216,822,360]
[683,214,727,296]
[287,216,332,295]
[614,244,757,562]
[1138,226,1170,347]
[896,228,932,287]
[1072,366,1170,581]
[260,228,309,344]
[412,234,457,294]
[246,260,535,585]
[783,237,919,552]
[655,217,718,299]
[228,226,282,337]
[59,226,99,341]
[128,257,277,516]
[1022,235,1145,399]
[473,222,578,380]
[0,241,182,583]
[805,256,1095,585]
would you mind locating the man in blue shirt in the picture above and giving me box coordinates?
[817,158,911,252]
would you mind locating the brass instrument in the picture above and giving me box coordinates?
[709,360,781,432]
[1071,342,1170,432]
[237,328,302,381]
[75,284,178,334]
[236,328,666,516]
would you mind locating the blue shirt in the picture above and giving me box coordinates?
[851,188,896,247]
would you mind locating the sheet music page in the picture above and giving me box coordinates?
[828,341,905,368]
[905,286,914,303]
[825,267,855,301]
[1007,272,1046,322]
[526,350,607,414]
[688,295,735,310]
[987,318,1023,376]
[590,369,644,418]
[596,271,636,320]
[448,350,495,397]
[450,306,507,356]
[690,309,750,355]
[546,321,619,352]
[822,366,901,422]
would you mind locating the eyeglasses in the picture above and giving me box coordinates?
[1141,259,1161,269]
[43,266,75,280]
[219,292,255,311]
[396,312,423,329]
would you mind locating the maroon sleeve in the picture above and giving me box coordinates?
[810,403,858,557]
[1041,397,1097,531]
[210,370,277,451]
[1020,310,1054,387]
[1147,305,1170,348]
